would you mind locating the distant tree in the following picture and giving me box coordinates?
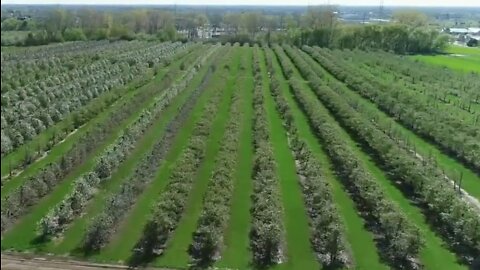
[467,38,478,47]
[1,18,20,31]
[223,13,242,35]
[302,6,337,30]
[301,6,337,47]
[63,28,87,41]
[242,12,262,39]
[392,10,429,28]
[433,34,450,51]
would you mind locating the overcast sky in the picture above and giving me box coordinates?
[2,0,480,7]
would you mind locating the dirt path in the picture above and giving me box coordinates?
[1,253,167,270]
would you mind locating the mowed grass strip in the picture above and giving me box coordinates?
[0,46,200,197]
[283,48,465,270]
[216,46,254,269]
[92,46,229,263]
[297,48,480,202]
[257,47,318,270]
[268,47,388,270]
[0,48,204,251]
[410,45,480,73]
[155,46,242,268]
[46,47,215,255]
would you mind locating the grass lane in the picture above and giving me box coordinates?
[216,46,255,269]
[267,47,388,270]
[258,48,319,270]
[0,47,204,251]
[155,46,241,268]
[0,46,200,197]
[91,46,228,263]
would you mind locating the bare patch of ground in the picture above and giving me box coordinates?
[1,253,168,270]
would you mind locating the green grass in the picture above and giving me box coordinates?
[267,47,388,270]
[0,49,203,251]
[284,48,466,270]
[446,45,480,56]
[258,48,319,270]
[216,47,255,269]
[1,46,199,196]
[155,47,241,268]
[91,46,227,263]
[411,45,480,73]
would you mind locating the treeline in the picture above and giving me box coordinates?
[2,9,179,46]
[293,24,449,54]
[2,6,449,54]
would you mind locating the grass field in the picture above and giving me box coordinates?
[2,42,478,270]
[411,45,480,73]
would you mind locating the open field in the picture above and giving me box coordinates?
[411,45,480,73]
[1,41,479,270]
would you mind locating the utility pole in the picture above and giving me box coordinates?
[379,0,384,22]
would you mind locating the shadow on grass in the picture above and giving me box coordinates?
[30,234,49,246]
[126,248,157,268]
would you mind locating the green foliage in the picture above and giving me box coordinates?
[266,50,351,268]
[467,38,478,47]
[298,24,447,54]
[63,28,87,41]
[248,47,285,267]
[392,10,428,28]
[1,18,22,31]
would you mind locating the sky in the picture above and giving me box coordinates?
[2,0,480,6]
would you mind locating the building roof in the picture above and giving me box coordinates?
[450,28,469,33]
[469,27,480,33]
[449,27,480,34]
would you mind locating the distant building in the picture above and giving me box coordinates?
[446,27,480,35]
[444,27,480,46]
[193,25,226,39]
[211,27,225,38]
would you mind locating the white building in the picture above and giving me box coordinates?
[448,27,480,35]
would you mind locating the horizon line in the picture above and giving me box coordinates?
[2,3,480,7]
